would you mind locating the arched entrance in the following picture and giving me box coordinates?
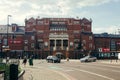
[49,33,69,58]
[55,52,65,59]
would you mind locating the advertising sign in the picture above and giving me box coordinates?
[9,40,22,44]
[98,48,110,52]
[102,48,110,52]
[118,53,120,59]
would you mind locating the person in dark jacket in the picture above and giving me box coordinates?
[23,56,27,66]
[29,55,33,66]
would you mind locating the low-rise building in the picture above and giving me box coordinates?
[0,24,24,58]
[93,33,120,59]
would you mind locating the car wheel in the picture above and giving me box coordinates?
[52,60,54,63]
[93,59,96,62]
[53,60,55,63]
[85,59,88,62]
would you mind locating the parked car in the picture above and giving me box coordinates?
[46,56,61,63]
[80,56,97,62]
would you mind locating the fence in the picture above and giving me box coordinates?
[0,70,5,80]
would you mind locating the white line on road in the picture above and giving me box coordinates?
[61,66,115,80]
[74,68,115,80]
[89,63,120,69]
[34,66,77,80]
[67,64,120,73]
[50,68,77,80]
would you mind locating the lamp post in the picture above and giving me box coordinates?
[118,29,120,34]
[7,15,12,46]
[6,15,12,60]
[0,36,2,58]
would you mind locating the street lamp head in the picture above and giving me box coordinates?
[8,15,12,17]
[7,15,12,26]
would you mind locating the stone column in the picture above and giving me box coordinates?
[55,39,56,51]
[61,39,63,50]
[53,46,56,55]
[66,47,69,61]
[66,47,69,59]
[53,39,56,55]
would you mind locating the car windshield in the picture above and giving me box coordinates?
[52,56,58,58]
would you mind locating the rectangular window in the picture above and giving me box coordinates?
[74,31,79,34]
[37,21,43,25]
[74,21,79,24]
[31,36,35,40]
[24,40,28,44]
[0,40,2,43]
[31,43,35,48]
[89,43,92,48]
[38,30,44,33]
[24,46,28,50]
[11,35,16,39]
[3,39,7,45]
[89,36,92,40]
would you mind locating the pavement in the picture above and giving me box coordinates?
[20,60,70,80]
[20,59,120,80]
[97,59,120,64]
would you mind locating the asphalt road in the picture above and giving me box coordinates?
[35,60,120,80]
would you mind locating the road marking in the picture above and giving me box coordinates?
[33,66,77,80]
[64,69,74,72]
[49,69,77,80]
[67,64,120,73]
[91,63,120,69]
[61,66,115,80]
[75,68,115,80]
[48,66,74,72]
[49,66,63,70]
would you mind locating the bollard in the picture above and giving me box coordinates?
[67,58,69,61]
[9,64,18,80]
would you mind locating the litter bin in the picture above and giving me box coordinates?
[0,58,3,63]
[9,64,18,80]
[67,58,69,61]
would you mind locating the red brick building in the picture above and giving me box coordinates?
[0,18,120,59]
[93,33,120,59]
[0,24,24,58]
[24,17,94,59]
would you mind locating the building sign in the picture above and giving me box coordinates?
[3,39,7,45]
[9,40,22,44]
[117,42,120,45]
[98,48,110,52]
[102,48,110,52]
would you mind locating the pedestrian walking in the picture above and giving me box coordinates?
[29,55,33,66]
[23,56,27,66]
[6,57,10,64]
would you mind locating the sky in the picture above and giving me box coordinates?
[0,0,120,34]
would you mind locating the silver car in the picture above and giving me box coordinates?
[80,56,97,62]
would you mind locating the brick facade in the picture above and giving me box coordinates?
[1,18,119,59]
[24,17,94,58]
[93,33,120,59]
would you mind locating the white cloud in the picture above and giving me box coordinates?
[0,0,119,34]
[93,25,120,34]
[77,0,112,7]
